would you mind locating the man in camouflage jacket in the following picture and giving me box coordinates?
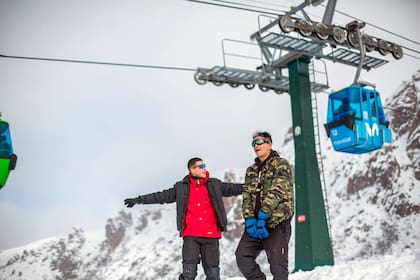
[235,131,294,280]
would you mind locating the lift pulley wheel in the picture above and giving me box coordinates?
[194,71,207,85]
[296,19,313,37]
[279,16,294,33]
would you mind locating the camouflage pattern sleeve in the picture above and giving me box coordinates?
[260,157,294,226]
[241,165,258,219]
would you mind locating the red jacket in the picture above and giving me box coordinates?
[182,171,222,238]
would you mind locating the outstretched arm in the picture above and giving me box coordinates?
[124,196,143,208]
[141,188,177,204]
[124,187,176,208]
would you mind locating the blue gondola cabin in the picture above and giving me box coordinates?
[324,84,392,154]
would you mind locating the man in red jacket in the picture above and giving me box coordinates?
[124,157,243,280]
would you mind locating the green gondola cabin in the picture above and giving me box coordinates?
[0,117,17,189]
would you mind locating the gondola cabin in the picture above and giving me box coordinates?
[324,84,392,154]
[0,117,17,189]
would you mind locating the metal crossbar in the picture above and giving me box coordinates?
[258,33,388,70]
[196,66,329,93]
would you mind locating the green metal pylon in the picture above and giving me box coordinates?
[287,57,334,271]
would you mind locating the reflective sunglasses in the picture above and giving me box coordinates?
[195,163,206,169]
[251,139,269,147]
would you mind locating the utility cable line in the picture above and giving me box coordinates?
[0,54,196,72]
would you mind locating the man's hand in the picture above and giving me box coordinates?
[124,196,143,208]
[245,218,259,239]
[256,211,270,239]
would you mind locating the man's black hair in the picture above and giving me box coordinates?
[252,131,272,144]
[187,157,203,169]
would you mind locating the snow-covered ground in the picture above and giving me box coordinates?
[228,249,420,280]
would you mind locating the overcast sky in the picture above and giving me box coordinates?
[0,0,419,250]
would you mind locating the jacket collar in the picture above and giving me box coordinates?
[183,170,210,185]
[255,150,279,169]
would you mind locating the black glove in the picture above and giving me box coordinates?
[124,196,143,208]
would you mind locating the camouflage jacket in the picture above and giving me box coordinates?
[242,150,294,228]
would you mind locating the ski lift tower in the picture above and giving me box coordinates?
[194,0,403,272]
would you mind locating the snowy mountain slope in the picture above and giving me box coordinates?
[2,205,419,280]
[0,71,419,279]
[320,71,420,261]
[265,70,420,264]
[0,204,244,280]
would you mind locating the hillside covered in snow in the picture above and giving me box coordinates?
[0,71,419,279]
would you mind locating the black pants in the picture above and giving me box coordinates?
[235,220,291,280]
[179,236,220,280]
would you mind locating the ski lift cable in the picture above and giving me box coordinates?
[394,46,420,56]
[206,0,286,14]
[188,0,321,19]
[242,0,290,9]
[2,5,418,71]
[187,0,420,54]
[0,54,196,72]
[249,0,420,47]
[185,0,280,15]
[250,0,420,53]
[321,4,420,47]
[404,53,420,60]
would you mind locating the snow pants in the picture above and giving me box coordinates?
[235,219,291,280]
[179,236,220,280]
